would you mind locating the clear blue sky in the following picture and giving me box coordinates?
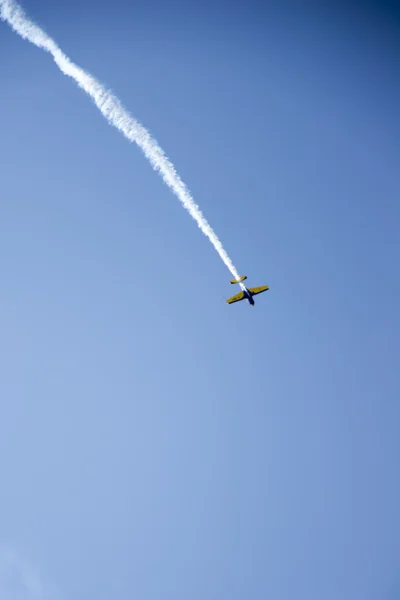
[1,1,399,598]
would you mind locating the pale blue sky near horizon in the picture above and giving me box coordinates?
[0,1,399,599]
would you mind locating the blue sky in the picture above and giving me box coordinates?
[1,1,399,599]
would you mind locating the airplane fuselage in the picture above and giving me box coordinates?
[242,286,255,305]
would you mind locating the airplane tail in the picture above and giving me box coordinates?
[230,275,247,284]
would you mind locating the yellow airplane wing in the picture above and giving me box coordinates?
[248,285,269,295]
[226,291,246,304]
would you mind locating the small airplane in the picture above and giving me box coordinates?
[226,276,269,307]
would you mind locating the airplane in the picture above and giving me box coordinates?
[226,275,269,307]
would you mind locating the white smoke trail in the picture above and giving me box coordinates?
[0,546,54,599]
[0,0,241,281]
